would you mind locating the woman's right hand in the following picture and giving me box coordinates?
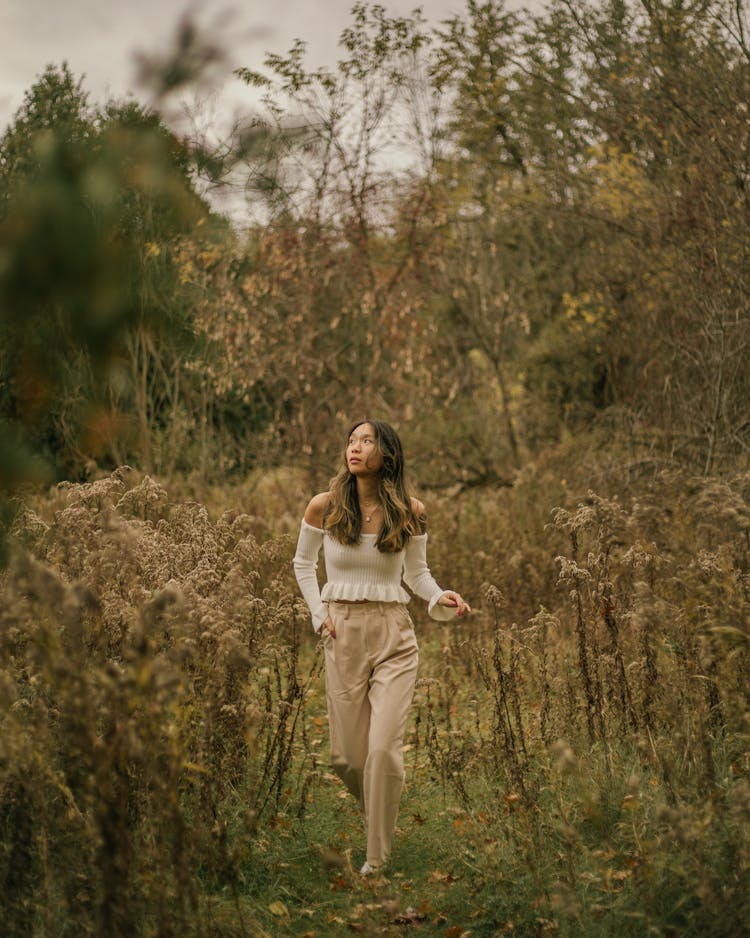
[320,615,336,639]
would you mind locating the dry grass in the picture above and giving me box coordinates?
[1,468,315,936]
[1,462,748,935]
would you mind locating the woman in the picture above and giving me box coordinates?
[293,419,470,875]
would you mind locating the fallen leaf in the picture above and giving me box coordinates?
[329,875,349,891]
[428,869,459,884]
[445,927,469,938]
[393,907,427,925]
[320,848,346,869]
[268,900,288,918]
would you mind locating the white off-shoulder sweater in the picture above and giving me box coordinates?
[293,520,458,631]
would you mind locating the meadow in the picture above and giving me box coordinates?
[1,447,747,937]
[2,5,750,931]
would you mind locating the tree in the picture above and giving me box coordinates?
[0,65,213,555]
[230,1,449,472]
[425,0,750,472]
[551,0,750,470]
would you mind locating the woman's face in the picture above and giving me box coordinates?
[346,423,383,476]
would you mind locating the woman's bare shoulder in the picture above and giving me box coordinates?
[410,495,426,516]
[304,492,331,528]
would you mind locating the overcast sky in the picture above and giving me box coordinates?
[1,0,544,223]
[0,0,512,132]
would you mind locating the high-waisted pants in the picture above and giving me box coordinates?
[323,600,419,867]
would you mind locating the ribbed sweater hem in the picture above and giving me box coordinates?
[321,582,411,604]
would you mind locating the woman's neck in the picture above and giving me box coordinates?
[356,477,380,504]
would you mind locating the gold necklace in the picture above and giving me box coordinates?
[360,501,380,523]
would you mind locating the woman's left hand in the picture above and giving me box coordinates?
[438,591,471,617]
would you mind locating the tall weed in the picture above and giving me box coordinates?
[2,462,748,936]
[416,467,750,935]
[0,470,310,937]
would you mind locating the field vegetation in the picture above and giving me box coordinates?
[1,1,749,935]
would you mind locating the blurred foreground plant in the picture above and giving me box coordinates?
[0,64,218,557]
[0,469,314,937]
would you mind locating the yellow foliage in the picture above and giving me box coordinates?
[562,291,615,331]
[587,144,655,223]
[178,258,195,285]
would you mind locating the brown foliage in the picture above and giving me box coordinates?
[0,469,314,936]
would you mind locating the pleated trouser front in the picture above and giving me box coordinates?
[323,600,419,867]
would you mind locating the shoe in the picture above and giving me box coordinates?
[359,861,381,876]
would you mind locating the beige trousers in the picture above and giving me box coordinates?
[323,600,419,866]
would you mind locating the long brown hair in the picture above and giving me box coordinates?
[324,419,425,553]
